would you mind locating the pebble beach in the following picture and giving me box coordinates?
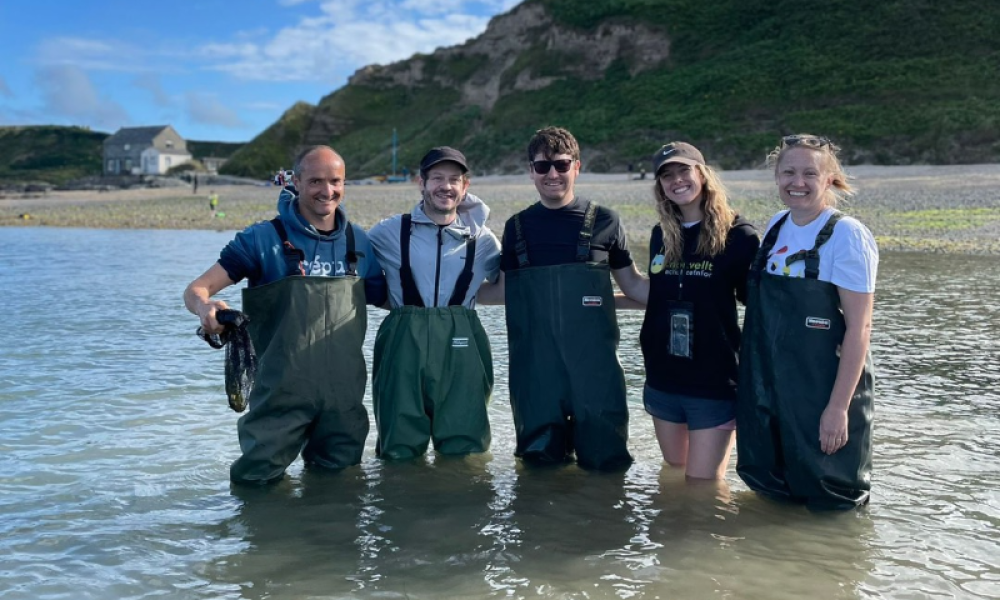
[3,164,999,255]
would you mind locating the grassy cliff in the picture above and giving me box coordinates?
[222,0,1000,178]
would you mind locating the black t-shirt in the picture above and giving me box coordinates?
[500,197,634,271]
[639,216,760,400]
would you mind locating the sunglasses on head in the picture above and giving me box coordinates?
[782,135,830,148]
[530,159,574,174]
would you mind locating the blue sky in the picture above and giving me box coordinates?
[0,0,520,142]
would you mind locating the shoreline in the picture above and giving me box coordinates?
[3,164,1000,255]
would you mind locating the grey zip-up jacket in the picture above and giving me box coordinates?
[368,192,501,308]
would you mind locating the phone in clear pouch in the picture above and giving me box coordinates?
[669,310,693,359]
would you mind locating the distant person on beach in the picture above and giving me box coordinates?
[629,142,759,480]
[183,145,388,484]
[208,191,219,215]
[192,175,198,194]
[485,126,646,470]
[736,134,878,510]
[367,147,501,459]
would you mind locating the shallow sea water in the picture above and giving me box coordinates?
[1,227,998,600]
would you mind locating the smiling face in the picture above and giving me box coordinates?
[775,146,834,223]
[419,161,469,224]
[530,152,580,208]
[292,147,345,229]
[657,162,705,221]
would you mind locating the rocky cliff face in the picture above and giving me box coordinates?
[347,2,670,110]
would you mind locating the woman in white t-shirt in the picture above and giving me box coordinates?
[735,135,878,510]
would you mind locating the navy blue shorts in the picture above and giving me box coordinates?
[643,385,736,431]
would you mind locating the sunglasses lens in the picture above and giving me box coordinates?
[531,159,574,174]
[783,135,828,148]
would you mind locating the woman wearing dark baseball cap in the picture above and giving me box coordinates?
[638,141,760,479]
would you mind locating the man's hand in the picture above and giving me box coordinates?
[198,299,231,335]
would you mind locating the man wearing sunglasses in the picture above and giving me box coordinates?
[490,126,646,470]
[368,147,502,460]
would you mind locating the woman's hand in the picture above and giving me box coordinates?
[819,405,849,455]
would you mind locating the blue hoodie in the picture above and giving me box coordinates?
[217,186,387,306]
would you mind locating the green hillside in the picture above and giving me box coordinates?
[0,126,107,185]
[222,0,1000,178]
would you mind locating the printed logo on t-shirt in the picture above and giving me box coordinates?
[650,254,665,274]
[582,296,603,307]
[768,246,796,276]
[805,317,831,330]
[452,337,470,348]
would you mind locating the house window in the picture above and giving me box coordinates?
[166,157,172,168]
[124,144,130,151]
[107,160,114,172]
[166,140,173,149]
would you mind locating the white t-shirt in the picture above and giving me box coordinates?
[762,208,878,293]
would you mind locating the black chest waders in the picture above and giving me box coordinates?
[229,219,369,483]
[736,212,874,509]
[504,202,633,470]
[371,214,493,460]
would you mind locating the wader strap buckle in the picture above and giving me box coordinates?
[784,211,842,279]
[576,201,598,262]
[270,218,306,276]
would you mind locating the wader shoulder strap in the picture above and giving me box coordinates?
[344,223,358,276]
[783,211,843,279]
[447,235,477,306]
[576,201,598,262]
[270,217,305,277]
[398,214,425,307]
[514,213,530,268]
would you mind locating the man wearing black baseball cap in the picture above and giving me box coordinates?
[367,146,502,460]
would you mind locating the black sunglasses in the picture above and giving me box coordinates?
[530,159,574,174]
[782,135,830,148]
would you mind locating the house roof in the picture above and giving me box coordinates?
[104,125,178,146]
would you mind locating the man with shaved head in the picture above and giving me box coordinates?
[184,145,387,484]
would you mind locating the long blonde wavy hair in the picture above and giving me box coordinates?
[653,163,736,264]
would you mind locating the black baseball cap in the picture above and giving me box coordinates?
[420,146,468,173]
[652,142,705,175]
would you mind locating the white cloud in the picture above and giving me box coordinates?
[185,92,247,129]
[34,65,130,129]
[201,3,494,84]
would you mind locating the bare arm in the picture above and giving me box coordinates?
[611,263,649,307]
[819,288,874,455]
[476,271,506,305]
[183,263,237,335]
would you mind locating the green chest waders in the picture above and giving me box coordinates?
[372,213,492,460]
[229,222,369,483]
[504,203,632,470]
[372,306,493,459]
[736,212,874,509]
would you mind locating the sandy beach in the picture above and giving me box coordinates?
[3,164,999,254]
